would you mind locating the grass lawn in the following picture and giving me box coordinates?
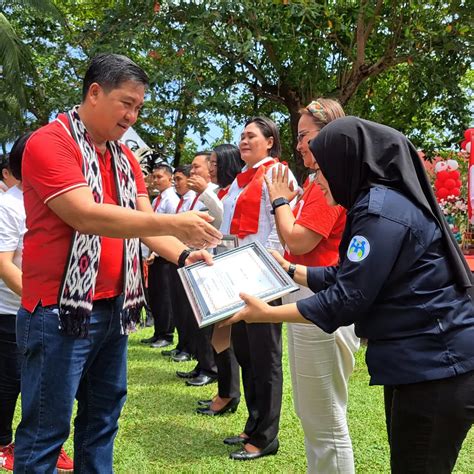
[14,326,473,472]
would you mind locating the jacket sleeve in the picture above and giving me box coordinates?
[296,212,409,333]
[199,188,223,229]
[306,265,338,293]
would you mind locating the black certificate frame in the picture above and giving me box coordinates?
[177,241,299,328]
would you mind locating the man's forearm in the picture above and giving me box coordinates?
[0,260,22,296]
[47,188,222,248]
[61,201,181,239]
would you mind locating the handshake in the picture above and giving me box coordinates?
[171,210,222,249]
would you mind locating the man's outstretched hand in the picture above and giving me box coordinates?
[174,211,222,248]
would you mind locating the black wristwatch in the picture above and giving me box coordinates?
[271,197,290,214]
[178,249,192,268]
[287,263,296,280]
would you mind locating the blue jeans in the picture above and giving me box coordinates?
[14,297,128,473]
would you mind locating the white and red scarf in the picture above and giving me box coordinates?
[230,158,278,238]
[57,106,146,337]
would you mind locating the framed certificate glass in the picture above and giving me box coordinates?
[210,234,239,256]
[178,241,299,327]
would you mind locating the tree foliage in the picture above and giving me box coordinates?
[0,0,471,173]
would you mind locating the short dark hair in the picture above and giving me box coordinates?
[0,154,9,177]
[174,164,191,178]
[153,163,173,176]
[213,144,244,188]
[82,53,149,101]
[194,151,212,159]
[9,132,33,180]
[244,116,281,158]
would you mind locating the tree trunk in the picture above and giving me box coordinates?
[282,86,306,183]
[172,92,193,168]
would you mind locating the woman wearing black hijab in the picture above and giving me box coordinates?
[223,117,474,473]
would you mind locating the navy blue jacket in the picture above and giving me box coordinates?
[297,186,474,385]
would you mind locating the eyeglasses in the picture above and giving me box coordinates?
[297,129,320,143]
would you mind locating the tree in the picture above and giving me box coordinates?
[2,0,471,175]
[157,0,471,174]
[0,0,72,148]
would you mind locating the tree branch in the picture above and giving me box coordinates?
[364,0,384,45]
[356,0,368,66]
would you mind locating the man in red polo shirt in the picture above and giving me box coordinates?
[14,53,221,472]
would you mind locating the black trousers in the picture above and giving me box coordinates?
[0,315,21,446]
[215,345,240,399]
[232,319,283,449]
[169,263,216,373]
[190,322,217,377]
[169,265,193,354]
[384,370,474,473]
[148,257,175,341]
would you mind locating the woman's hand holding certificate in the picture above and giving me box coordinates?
[177,242,298,327]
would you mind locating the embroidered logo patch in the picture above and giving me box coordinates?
[347,235,370,262]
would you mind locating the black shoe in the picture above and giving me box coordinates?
[185,374,217,387]
[140,335,159,344]
[162,348,179,357]
[172,351,192,362]
[176,369,199,379]
[223,435,248,446]
[229,438,279,461]
[150,339,173,348]
[196,398,239,416]
[197,399,213,407]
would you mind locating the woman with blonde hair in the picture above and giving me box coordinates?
[266,99,359,473]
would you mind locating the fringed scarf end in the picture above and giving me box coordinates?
[58,307,91,338]
[120,304,146,335]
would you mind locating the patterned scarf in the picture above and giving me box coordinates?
[57,106,147,337]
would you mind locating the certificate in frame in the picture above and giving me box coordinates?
[178,241,299,328]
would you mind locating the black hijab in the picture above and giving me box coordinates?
[310,116,472,289]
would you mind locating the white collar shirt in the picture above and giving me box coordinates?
[221,157,297,254]
[152,186,180,214]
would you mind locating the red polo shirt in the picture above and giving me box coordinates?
[21,114,148,312]
[284,181,346,267]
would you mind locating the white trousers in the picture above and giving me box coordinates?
[285,286,359,473]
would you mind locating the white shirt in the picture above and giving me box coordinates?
[152,186,180,215]
[0,185,26,314]
[177,190,201,213]
[221,157,297,253]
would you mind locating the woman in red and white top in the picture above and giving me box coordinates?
[267,99,359,473]
[220,117,297,461]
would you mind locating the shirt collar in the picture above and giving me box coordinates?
[242,156,274,171]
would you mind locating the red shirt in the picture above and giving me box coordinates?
[284,181,346,267]
[21,114,148,311]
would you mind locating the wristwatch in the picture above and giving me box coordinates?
[287,263,296,280]
[271,197,290,214]
[178,249,192,268]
